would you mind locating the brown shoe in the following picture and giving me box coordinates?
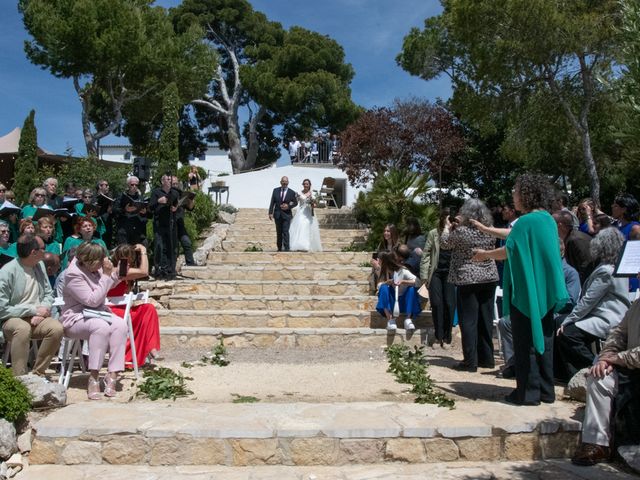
[571,442,611,466]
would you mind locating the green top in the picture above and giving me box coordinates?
[503,210,569,354]
[44,240,62,255]
[0,243,17,258]
[74,204,105,239]
[61,236,107,270]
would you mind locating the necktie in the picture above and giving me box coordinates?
[281,189,285,201]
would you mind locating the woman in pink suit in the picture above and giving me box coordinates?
[61,242,127,400]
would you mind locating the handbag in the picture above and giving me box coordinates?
[417,283,430,300]
[393,272,400,318]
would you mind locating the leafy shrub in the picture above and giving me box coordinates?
[218,204,238,214]
[137,367,193,401]
[201,339,230,366]
[0,367,32,422]
[354,169,439,249]
[187,191,217,234]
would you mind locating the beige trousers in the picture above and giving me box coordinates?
[2,317,64,376]
[582,371,618,447]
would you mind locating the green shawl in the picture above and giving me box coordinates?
[503,210,569,354]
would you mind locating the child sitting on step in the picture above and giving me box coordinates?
[375,250,421,332]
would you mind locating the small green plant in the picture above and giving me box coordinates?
[385,344,455,408]
[244,244,263,252]
[201,338,230,366]
[231,393,260,403]
[0,367,32,422]
[137,367,193,401]
[358,261,372,267]
[181,361,194,369]
[217,172,230,177]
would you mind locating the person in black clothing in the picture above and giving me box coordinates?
[171,176,195,266]
[150,174,179,279]
[96,179,114,248]
[113,176,148,247]
[268,176,298,251]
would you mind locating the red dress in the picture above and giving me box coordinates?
[108,282,160,367]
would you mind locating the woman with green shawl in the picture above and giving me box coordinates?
[473,174,569,405]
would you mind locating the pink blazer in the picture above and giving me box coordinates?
[60,258,119,328]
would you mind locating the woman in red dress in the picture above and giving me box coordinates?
[108,243,161,366]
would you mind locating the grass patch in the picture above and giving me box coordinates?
[231,394,260,403]
[244,244,263,252]
[385,344,455,409]
[137,367,193,401]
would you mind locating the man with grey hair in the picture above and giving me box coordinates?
[113,176,148,246]
[0,235,63,376]
[553,210,594,285]
[556,228,630,382]
[43,177,61,209]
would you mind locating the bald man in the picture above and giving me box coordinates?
[268,176,298,251]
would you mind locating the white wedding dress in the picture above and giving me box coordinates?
[289,192,323,252]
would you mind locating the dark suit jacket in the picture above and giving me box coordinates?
[565,229,594,285]
[269,188,298,218]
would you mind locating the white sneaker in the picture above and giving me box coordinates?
[404,318,415,331]
[387,319,397,331]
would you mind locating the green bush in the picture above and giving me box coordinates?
[0,367,32,422]
[187,191,217,234]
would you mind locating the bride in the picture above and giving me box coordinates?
[289,179,323,252]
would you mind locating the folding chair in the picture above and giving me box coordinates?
[319,177,338,208]
[107,292,140,379]
[493,286,504,358]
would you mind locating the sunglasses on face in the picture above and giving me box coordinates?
[34,193,45,197]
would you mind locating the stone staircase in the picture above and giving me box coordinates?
[24,208,589,473]
[152,208,433,350]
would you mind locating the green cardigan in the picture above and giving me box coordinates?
[503,210,569,354]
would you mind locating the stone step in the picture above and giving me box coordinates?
[204,251,372,264]
[18,462,637,480]
[150,279,370,297]
[159,309,432,329]
[29,401,582,466]
[167,294,376,311]
[226,228,367,239]
[160,326,432,349]
[171,264,371,281]
[222,239,366,252]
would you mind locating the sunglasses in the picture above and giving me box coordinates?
[34,193,45,197]
[130,183,139,186]
[0,189,5,192]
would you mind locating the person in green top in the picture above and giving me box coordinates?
[74,190,106,240]
[35,216,62,256]
[20,187,48,220]
[0,221,16,266]
[473,174,569,406]
[62,216,107,270]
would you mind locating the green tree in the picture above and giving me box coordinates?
[156,83,180,181]
[13,109,39,204]
[172,0,359,172]
[20,0,216,157]
[398,0,621,204]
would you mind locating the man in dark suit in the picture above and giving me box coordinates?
[554,211,594,285]
[268,176,298,251]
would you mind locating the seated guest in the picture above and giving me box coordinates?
[61,242,126,400]
[0,221,17,261]
[395,244,419,277]
[369,224,399,295]
[556,228,630,382]
[554,210,594,285]
[62,217,108,270]
[0,235,63,376]
[109,244,160,366]
[572,300,640,466]
[20,187,48,219]
[43,252,61,289]
[375,251,421,332]
[36,216,62,255]
[593,213,612,235]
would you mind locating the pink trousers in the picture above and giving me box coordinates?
[64,315,128,372]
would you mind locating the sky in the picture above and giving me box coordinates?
[0,0,451,156]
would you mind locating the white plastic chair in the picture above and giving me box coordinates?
[628,288,640,303]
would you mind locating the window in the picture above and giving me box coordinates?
[124,151,131,161]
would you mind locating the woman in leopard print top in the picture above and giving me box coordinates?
[441,199,498,372]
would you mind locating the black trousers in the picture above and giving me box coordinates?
[175,217,194,266]
[555,321,598,383]
[456,282,497,368]
[511,305,555,404]
[274,212,292,251]
[154,226,176,277]
[429,271,456,343]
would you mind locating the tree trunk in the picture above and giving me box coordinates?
[580,128,600,206]
[226,114,247,173]
[245,106,266,171]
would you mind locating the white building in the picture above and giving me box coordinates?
[98,143,367,208]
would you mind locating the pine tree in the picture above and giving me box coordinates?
[13,110,39,204]
[155,83,180,184]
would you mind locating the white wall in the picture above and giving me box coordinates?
[211,164,369,209]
